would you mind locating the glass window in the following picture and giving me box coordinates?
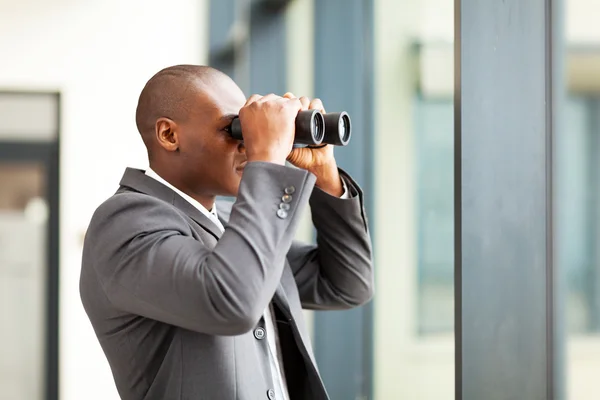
[0,93,58,142]
[415,96,454,336]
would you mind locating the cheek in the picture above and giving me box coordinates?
[214,137,241,162]
[179,133,206,159]
[203,141,240,178]
[181,136,229,162]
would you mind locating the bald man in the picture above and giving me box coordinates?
[80,65,374,400]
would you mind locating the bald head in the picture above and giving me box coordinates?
[135,64,229,146]
[133,64,247,202]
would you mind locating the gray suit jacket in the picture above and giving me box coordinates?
[80,161,374,400]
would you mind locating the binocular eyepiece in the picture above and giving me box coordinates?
[227,110,352,147]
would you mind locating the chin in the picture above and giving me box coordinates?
[226,173,242,197]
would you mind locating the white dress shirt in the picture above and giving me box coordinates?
[145,167,348,400]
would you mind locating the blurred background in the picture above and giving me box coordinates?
[0,0,599,399]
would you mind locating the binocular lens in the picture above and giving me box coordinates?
[322,111,351,146]
[339,114,350,143]
[312,111,325,144]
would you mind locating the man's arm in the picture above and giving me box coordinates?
[81,162,315,336]
[286,169,374,310]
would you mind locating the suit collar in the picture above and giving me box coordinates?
[118,167,223,239]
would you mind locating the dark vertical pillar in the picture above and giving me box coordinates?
[551,0,566,397]
[587,99,600,333]
[455,0,564,398]
[312,0,375,399]
[47,94,60,400]
[208,0,237,79]
[248,1,288,95]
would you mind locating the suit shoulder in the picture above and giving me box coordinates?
[87,189,190,238]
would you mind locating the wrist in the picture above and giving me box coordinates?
[247,151,287,166]
[311,162,344,197]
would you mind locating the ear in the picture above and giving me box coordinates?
[155,117,180,152]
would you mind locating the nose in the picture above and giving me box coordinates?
[237,142,246,153]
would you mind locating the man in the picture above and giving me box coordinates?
[80,64,374,400]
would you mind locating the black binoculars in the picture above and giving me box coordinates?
[227,110,351,147]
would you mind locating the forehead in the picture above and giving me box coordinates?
[193,75,246,120]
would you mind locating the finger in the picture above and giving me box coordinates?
[293,98,303,110]
[256,93,281,103]
[280,97,303,112]
[244,94,262,106]
[283,92,296,99]
[276,97,303,112]
[309,98,325,113]
[286,150,294,163]
[298,96,311,110]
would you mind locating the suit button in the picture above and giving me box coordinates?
[284,186,296,195]
[254,327,265,340]
[279,203,290,211]
[281,194,292,203]
[277,209,288,219]
[267,389,276,400]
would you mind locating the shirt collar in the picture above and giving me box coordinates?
[144,167,222,229]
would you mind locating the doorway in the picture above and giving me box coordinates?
[0,91,60,400]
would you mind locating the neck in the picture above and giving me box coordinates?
[149,164,216,211]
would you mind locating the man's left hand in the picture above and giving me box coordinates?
[283,93,344,197]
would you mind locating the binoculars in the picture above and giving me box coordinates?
[227,110,352,147]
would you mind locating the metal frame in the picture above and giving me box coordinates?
[454,0,563,398]
[247,1,287,95]
[0,91,60,400]
[208,0,237,78]
[312,0,375,399]
[208,0,292,95]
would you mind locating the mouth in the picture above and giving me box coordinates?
[235,161,248,175]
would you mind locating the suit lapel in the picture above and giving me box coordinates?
[273,283,291,314]
[118,167,223,240]
[272,276,317,365]
[171,194,223,240]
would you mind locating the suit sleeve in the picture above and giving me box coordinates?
[81,162,315,336]
[286,169,374,310]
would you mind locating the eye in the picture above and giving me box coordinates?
[219,114,238,136]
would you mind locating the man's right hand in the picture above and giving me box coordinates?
[238,93,303,166]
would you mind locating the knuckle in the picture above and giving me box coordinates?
[285,99,300,111]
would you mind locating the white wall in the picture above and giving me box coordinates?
[373,0,452,397]
[0,0,208,398]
